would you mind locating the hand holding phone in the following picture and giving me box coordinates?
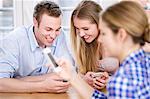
[43,48,62,73]
[43,48,68,82]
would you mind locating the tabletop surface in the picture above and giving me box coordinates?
[0,88,83,99]
[0,92,69,99]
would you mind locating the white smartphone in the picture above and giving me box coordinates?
[43,48,67,82]
[43,48,62,73]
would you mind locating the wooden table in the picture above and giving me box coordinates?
[0,88,83,99]
[0,92,69,99]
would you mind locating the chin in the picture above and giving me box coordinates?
[85,39,93,43]
[45,43,52,47]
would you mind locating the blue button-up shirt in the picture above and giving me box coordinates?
[0,25,74,78]
[92,49,150,99]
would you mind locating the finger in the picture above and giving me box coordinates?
[50,74,64,80]
[93,79,106,87]
[93,83,104,90]
[84,75,93,81]
[56,58,68,66]
[95,77,107,84]
[87,72,95,76]
[103,72,109,78]
[87,81,93,86]
[54,80,70,87]
[55,87,69,93]
[49,85,68,93]
[56,59,63,66]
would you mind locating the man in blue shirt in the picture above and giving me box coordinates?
[0,1,73,93]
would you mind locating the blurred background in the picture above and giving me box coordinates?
[0,0,120,53]
[0,0,149,49]
[0,0,119,38]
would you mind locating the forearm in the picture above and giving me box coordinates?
[0,78,44,92]
[70,74,94,99]
[18,73,50,82]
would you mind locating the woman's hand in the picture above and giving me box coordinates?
[93,72,109,90]
[56,59,72,81]
[82,72,95,87]
[143,42,150,52]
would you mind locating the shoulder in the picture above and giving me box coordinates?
[5,26,28,39]
[3,26,31,42]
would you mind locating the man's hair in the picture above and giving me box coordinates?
[33,1,62,24]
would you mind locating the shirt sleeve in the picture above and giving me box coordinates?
[0,37,19,78]
[108,72,136,98]
[92,90,107,99]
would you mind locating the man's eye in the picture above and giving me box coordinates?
[46,29,51,31]
[46,28,52,31]
[56,29,60,32]
[84,28,88,31]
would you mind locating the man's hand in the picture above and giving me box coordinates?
[0,73,69,93]
[41,73,70,93]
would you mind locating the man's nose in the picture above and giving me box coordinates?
[50,31,57,39]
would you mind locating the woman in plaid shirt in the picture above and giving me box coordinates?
[57,1,150,99]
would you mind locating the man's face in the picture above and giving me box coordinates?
[34,14,61,47]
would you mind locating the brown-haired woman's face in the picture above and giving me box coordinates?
[98,20,120,57]
[73,17,99,43]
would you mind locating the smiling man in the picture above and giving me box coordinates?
[0,1,73,93]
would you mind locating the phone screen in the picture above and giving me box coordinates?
[47,52,58,68]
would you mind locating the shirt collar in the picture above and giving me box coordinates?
[120,48,145,67]
[28,25,39,52]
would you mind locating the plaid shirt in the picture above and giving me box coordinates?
[92,49,150,99]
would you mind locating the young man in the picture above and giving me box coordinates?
[0,1,73,93]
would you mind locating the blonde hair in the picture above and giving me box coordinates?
[70,0,102,74]
[102,1,150,44]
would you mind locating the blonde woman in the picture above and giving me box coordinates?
[58,1,150,98]
[70,0,110,90]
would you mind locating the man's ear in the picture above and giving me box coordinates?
[33,17,38,27]
[117,28,128,43]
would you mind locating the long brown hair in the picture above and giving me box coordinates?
[70,0,102,74]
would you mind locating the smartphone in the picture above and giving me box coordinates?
[91,72,103,78]
[47,52,58,68]
[42,48,58,67]
[43,48,68,82]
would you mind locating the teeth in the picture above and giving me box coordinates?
[84,36,89,39]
